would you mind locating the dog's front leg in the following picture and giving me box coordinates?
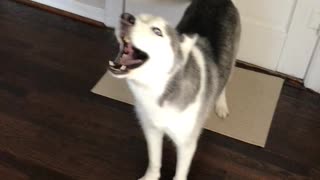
[139,123,164,180]
[173,140,197,180]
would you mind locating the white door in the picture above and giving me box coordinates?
[233,0,296,71]
[233,0,319,78]
[105,0,320,79]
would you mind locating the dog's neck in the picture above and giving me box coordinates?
[126,34,199,96]
[126,68,171,97]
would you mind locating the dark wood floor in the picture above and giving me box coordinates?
[1,1,320,179]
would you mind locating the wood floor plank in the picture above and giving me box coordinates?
[0,164,28,180]
[0,150,74,180]
[0,112,144,180]
[0,0,319,179]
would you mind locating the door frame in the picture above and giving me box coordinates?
[305,37,320,93]
[104,0,124,28]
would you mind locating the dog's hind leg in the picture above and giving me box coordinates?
[139,123,164,180]
[215,88,230,119]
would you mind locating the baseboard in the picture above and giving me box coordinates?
[14,0,106,27]
[236,61,305,89]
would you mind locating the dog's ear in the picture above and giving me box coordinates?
[180,34,198,60]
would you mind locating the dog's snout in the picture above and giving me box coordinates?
[121,13,135,25]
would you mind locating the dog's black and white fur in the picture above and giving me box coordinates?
[108,0,241,179]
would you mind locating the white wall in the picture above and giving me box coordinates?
[125,0,190,27]
[31,0,105,22]
[75,0,105,8]
[104,0,123,27]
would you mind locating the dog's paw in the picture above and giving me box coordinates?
[138,171,160,180]
[215,103,229,119]
[138,175,159,180]
[173,177,187,180]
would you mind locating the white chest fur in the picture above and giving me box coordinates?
[126,46,207,144]
[127,78,202,144]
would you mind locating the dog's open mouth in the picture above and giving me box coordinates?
[109,15,149,75]
[109,38,148,75]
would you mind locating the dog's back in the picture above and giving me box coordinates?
[177,0,241,94]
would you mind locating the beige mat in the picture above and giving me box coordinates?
[92,68,284,147]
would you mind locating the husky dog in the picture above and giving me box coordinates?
[108,0,240,179]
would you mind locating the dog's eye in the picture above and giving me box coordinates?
[151,27,163,37]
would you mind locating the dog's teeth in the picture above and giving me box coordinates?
[109,61,115,66]
[120,65,126,70]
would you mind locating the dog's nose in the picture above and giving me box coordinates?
[121,13,135,25]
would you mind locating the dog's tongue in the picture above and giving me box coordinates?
[120,55,142,66]
[119,44,142,66]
